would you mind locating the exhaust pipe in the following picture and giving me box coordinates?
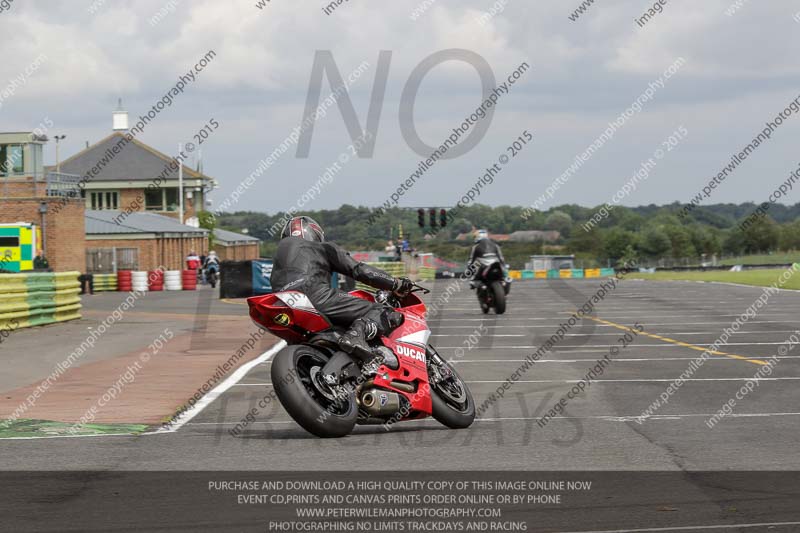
[359,388,401,416]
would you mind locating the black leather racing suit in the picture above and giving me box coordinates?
[468,239,506,280]
[270,237,398,332]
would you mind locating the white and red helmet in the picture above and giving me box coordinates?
[280,216,325,242]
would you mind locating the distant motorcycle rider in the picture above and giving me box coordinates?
[270,216,413,370]
[467,230,506,288]
[203,251,220,281]
[203,251,220,269]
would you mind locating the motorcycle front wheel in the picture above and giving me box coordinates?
[426,345,475,429]
[271,344,358,438]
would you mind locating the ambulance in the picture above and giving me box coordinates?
[0,223,40,272]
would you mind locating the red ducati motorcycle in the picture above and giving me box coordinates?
[247,284,475,438]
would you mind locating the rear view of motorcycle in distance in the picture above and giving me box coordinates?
[472,256,511,314]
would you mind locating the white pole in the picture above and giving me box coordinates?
[178,143,184,223]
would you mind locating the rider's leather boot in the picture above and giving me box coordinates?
[339,318,399,370]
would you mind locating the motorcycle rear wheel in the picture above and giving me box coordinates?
[491,281,506,314]
[271,344,358,438]
[427,345,475,429]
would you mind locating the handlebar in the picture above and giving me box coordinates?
[410,282,430,295]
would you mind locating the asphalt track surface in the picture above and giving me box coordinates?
[3,278,800,532]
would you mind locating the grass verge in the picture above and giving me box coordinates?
[627,267,800,290]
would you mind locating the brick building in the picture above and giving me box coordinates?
[212,228,260,261]
[85,210,208,272]
[0,132,86,272]
[56,105,216,224]
[2,105,231,273]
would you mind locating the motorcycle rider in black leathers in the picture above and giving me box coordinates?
[270,216,413,369]
[467,230,506,288]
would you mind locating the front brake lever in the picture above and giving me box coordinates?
[413,284,431,295]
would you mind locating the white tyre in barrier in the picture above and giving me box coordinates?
[165,270,182,290]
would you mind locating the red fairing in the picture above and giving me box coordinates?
[247,291,331,343]
[246,289,434,417]
[375,302,433,415]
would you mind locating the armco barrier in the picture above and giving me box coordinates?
[0,272,81,330]
[93,273,118,293]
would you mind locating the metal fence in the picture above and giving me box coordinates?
[45,172,81,197]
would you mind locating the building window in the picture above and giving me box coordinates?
[9,146,23,173]
[165,188,179,211]
[89,191,119,210]
[145,189,163,211]
[0,145,23,176]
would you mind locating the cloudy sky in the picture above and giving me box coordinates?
[1,0,799,214]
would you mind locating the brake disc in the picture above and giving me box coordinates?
[309,366,340,401]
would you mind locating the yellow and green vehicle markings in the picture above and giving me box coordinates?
[0,224,36,273]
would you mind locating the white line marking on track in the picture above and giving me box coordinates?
[146,341,287,435]
[467,378,800,383]
[432,316,797,321]
[436,331,799,337]
[184,411,800,427]
[436,342,795,349]
[448,356,800,363]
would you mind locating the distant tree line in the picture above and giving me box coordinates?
[216,202,800,268]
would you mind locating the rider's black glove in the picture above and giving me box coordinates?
[392,277,413,298]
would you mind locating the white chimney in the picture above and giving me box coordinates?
[112,98,129,131]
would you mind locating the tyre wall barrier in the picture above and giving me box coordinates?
[93,273,118,292]
[356,262,406,292]
[0,272,82,330]
[164,270,182,291]
[483,268,616,281]
[418,266,435,281]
